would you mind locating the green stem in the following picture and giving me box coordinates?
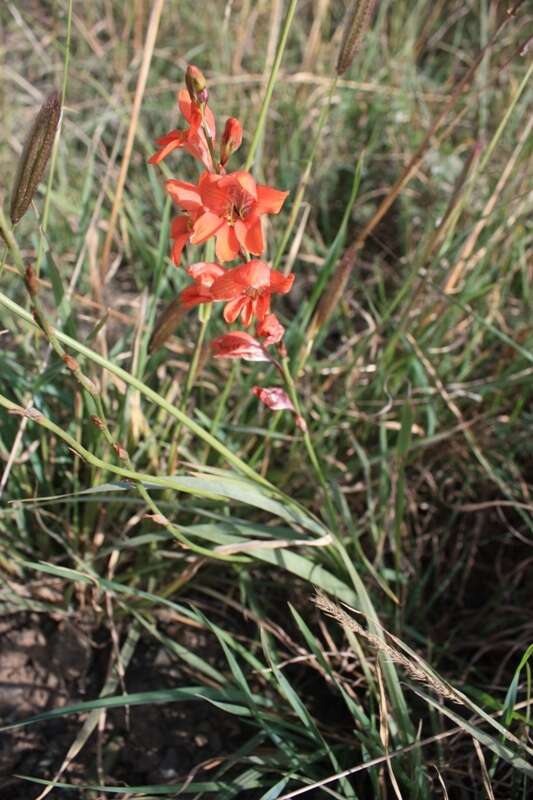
[35,0,74,277]
[274,76,337,270]
[168,302,212,473]
[279,356,338,532]
[244,0,299,172]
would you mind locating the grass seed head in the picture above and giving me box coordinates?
[10,90,61,224]
[336,0,379,75]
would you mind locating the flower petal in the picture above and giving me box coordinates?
[234,171,258,200]
[171,233,189,266]
[180,283,212,309]
[256,185,289,214]
[244,217,264,255]
[241,259,271,289]
[256,313,285,345]
[148,131,186,164]
[166,180,202,211]
[270,270,295,295]
[240,298,255,326]
[223,296,248,324]
[186,261,225,286]
[171,215,191,237]
[215,224,240,262]
[191,211,224,244]
[254,292,271,322]
[199,173,228,215]
[233,219,249,249]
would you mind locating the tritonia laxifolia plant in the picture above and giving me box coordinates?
[149,65,304,428]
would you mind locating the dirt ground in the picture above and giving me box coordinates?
[0,601,245,799]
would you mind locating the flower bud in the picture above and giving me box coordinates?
[185,64,208,106]
[10,90,61,224]
[220,117,243,166]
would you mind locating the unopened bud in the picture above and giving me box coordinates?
[10,90,61,224]
[185,65,208,106]
[25,264,39,297]
[113,442,129,461]
[220,117,243,166]
[63,353,80,372]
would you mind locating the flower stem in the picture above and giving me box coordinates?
[274,76,338,271]
[168,301,212,474]
[244,0,298,172]
[279,355,338,532]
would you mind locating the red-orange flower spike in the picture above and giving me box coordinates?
[180,259,294,326]
[167,171,288,262]
[220,117,243,167]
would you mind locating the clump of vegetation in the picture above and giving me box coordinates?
[0,1,531,798]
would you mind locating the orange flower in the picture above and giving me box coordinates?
[180,261,224,308]
[169,216,193,266]
[167,171,288,262]
[211,332,271,361]
[149,89,216,171]
[180,259,294,325]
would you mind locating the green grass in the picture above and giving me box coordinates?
[0,1,532,798]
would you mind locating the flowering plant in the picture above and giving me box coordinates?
[150,65,299,422]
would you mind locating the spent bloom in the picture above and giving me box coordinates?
[211,332,270,361]
[256,313,285,345]
[252,386,295,412]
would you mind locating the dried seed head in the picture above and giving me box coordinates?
[336,0,379,75]
[185,64,208,106]
[10,90,61,224]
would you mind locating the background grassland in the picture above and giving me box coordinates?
[0,1,532,798]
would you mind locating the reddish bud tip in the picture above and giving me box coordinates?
[220,117,243,166]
